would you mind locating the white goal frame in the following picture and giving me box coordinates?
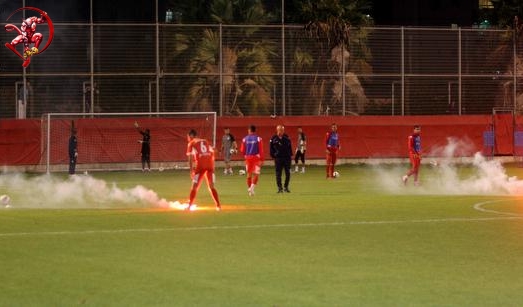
[41,112,217,173]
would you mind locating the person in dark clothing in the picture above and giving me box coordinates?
[269,125,293,193]
[134,121,151,171]
[294,126,307,173]
[68,128,78,175]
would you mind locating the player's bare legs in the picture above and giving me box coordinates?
[326,151,336,178]
[188,172,205,210]
[326,152,331,178]
[247,172,256,196]
[205,171,221,211]
[331,152,337,177]
[247,173,259,196]
[245,161,261,196]
[249,165,261,196]
[403,154,420,185]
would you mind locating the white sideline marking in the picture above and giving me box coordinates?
[0,216,520,238]
[473,200,522,217]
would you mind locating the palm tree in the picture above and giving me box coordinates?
[168,0,277,115]
[480,3,523,111]
[288,0,373,115]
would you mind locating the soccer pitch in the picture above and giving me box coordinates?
[1,163,523,306]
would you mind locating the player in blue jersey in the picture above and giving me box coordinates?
[325,123,340,178]
[403,125,422,185]
[240,125,264,196]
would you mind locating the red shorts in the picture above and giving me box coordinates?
[194,156,214,170]
[245,156,262,174]
[326,148,338,164]
[409,153,421,171]
[192,168,215,184]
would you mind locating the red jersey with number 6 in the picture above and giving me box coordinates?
[187,138,215,170]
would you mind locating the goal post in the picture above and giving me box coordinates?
[40,112,217,173]
[491,107,514,157]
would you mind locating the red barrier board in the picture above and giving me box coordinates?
[0,115,506,166]
[219,115,492,160]
[0,119,41,165]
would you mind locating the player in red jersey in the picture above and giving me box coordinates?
[240,125,264,196]
[403,125,422,186]
[186,129,221,211]
[325,123,340,178]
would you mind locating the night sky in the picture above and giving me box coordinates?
[0,0,478,26]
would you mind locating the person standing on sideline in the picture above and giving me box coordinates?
[220,127,237,175]
[240,125,264,196]
[294,126,307,173]
[403,125,422,185]
[68,126,78,175]
[325,123,340,178]
[270,125,293,193]
[134,121,151,171]
[186,129,221,211]
[17,82,30,119]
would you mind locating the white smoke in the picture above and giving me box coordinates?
[376,137,523,195]
[0,173,171,209]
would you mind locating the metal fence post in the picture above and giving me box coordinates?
[514,25,518,113]
[458,27,462,115]
[281,19,286,115]
[401,27,405,116]
[219,24,223,116]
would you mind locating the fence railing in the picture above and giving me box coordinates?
[1,24,521,118]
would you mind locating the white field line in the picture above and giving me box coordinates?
[472,199,523,217]
[0,216,520,238]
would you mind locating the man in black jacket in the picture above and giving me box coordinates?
[269,125,293,193]
[68,127,78,175]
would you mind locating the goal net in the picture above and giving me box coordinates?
[39,112,216,173]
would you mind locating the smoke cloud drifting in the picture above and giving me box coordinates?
[0,173,171,209]
[376,137,523,195]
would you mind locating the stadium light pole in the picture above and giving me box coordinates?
[156,0,160,114]
[281,0,286,115]
[514,16,518,113]
[22,0,27,117]
[90,0,94,115]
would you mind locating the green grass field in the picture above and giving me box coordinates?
[2,163,523,306]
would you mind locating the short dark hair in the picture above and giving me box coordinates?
[188,129,197,137]
[414,125,421,129]
[249,125,256,132]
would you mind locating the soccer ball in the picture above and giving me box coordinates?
[238,169,246,175]
[230,148,237,154]
[333,171,340,178]
[0,194,10,207]
[158,166,165,172]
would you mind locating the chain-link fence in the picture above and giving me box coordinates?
[1,23,521,118]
